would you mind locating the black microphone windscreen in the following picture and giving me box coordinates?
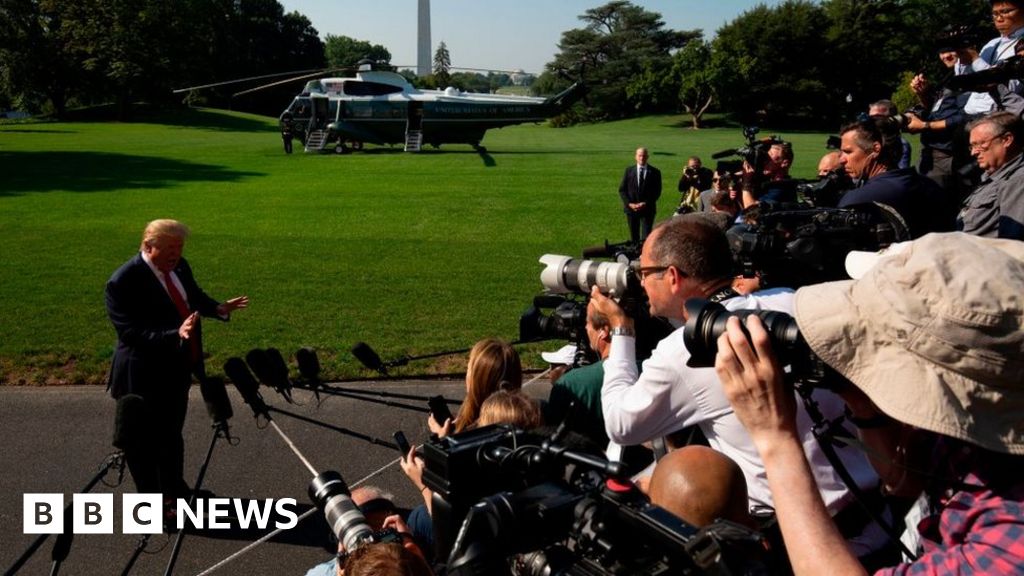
[266,347,293,392]
[246,348,275,386]
[296,347,321,382]
[351,342,384,372]
[711,148,738,159]
[224,357,265,414]
[532,294,568,309]
[200,376,233,423]
[112,394,147,450]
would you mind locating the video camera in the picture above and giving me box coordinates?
[712,126,782,182]
[795,168,854,208]
[421,424,773,575]
[728,201,908,288]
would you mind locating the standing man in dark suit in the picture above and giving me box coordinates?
[106,219,248,502]
[619,147,662,243]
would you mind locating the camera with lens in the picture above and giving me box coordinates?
[421,424,774,576]
[308,471,405,564]
[796,168,854,208]
[728,201,908,289]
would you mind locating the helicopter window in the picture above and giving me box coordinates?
[342,81,403,96]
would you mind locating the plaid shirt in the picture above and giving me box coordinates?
[877,443,1024,575]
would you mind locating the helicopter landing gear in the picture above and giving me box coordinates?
[351,141,364,151]
[334,143,349,154]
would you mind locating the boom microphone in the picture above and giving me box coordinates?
[200,376,233,424]
[224,357,270,418]
[112,394,147,451]
[712,148,740,159]
[351,341,386,374]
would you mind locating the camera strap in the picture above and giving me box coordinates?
[707,286,739,304]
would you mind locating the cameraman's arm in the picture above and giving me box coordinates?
[715,316,866,576]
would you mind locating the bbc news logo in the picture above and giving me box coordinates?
[24,494,299,534]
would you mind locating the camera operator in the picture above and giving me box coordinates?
[818,151,842,177]
[837,117,956,237]
[904,47,973,197]
[867,100,913,170]
[959,0,1024,114]
[677,156,714,212]
[714,233,1024,575]
[740,140,797,210]
[588,216,891,564]
[959,110,1024,239]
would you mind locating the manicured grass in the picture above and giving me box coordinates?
[0,108,840,385]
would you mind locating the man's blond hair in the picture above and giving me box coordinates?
[140,219,190,250]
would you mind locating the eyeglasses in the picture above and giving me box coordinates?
[969,133,1007,152]
[993,7,1018,19]
[636,265,671,281]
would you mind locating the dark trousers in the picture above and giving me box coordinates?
[626,211,655,243]
[123,381,190,499]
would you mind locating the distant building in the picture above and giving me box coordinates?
[510,70,535,87]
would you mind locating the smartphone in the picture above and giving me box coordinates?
[393,430,411,458]
[428,395,453,426]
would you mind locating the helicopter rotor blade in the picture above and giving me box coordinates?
[172,68,329,95]
[231,68,349,98]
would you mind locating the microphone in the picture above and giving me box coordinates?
[245,348,276,388]
[581,243,614,258]
[295,347,321,383]
[711,148,739,159]
[224,357,270,418]
[264,347,294,402]
[200,376,233,424]
[532,294,569,309]
[351,341,386,374]
[112,394,147,451]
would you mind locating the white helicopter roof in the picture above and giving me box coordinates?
[307,69,546,104]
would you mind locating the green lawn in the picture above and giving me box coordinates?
[0,108,841,385]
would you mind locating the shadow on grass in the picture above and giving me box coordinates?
[0,151,263,196]
[57,104,274,133]
[0,128,77,134]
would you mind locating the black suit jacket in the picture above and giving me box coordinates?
[619,164,662,215]
[106,254,222,398]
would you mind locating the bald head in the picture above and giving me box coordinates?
[648,446,751,527]
[817,150,842,177]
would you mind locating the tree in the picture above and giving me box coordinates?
[671,39,717,129]
[324,34,390,68]
[433,41,451,87]
[543,1,698,121]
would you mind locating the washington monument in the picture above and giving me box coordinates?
[417,0,431,76]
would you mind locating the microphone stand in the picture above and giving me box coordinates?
[4,452,125,576]
[267,405,399,451]
[289,381,450,412]
[163,419,232,576]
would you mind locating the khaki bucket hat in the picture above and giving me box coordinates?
[794,233,1024,455]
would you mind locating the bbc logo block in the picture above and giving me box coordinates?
[24,493,163,535]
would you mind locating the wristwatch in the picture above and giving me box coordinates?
[610,326,635,337]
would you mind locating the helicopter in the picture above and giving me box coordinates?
[271,60,585,154]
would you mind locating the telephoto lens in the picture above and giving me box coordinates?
[538,254,638,298]
[309,471,373,553]
[683,299,802,368]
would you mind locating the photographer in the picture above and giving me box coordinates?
[837,117,956,237]
[960,0,1024,115]
[714,233,1024,575]
[959,110,1024,239]
[677,156,714,212]
[589,216,889,562]
[867,100,912,170]
[905,46,973,197]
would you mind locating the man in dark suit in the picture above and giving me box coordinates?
[619,147,662,243]
[106,219,248,501]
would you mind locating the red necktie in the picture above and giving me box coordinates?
[165,273,200,365]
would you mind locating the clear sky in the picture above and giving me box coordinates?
[278,0,785,73]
